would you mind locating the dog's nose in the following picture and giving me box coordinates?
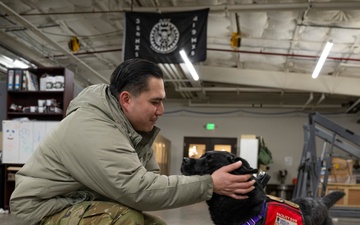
[183,157,190,164]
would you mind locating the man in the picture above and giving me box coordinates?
[10,58,255,225]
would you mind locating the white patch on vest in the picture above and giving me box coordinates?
[275,212,298,225]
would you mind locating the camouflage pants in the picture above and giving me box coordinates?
[39,201,167,225]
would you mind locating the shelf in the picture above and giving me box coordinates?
[7,112,63,116]
[6,167,22,172]
[3,67,75,210]
[7,90,63,94]
[6,67,74,120]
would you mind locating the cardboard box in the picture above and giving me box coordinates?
[331,157,353,176]
[327,175,356,184]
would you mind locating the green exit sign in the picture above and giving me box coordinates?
[206,123,216,130]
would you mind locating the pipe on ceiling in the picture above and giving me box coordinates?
[15,2,360,15]
[345,98,360,113]
[49,48,360,63]
[315,93,326,106]
[187,100,343,109]
[207,48,360,62]
[159,64,193,99]
[302,92,314,110]
[310,93,326,111]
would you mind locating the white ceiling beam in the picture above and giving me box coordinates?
[0,32,56,67]
[195,65,360,97]
[0,2,108,83]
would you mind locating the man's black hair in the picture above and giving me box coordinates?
[109,58,163,97]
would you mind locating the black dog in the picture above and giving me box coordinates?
[181,151,345,225]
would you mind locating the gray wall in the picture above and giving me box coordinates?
[157,105,360,185]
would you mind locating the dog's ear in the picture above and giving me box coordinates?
[242,167,258,175]
[232,156,259,175]
[224,154,257,174]
[226,154,241,163]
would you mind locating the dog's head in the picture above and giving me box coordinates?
[182,151,268,225]
[181,150,258,177]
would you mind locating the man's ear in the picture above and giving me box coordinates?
[119,91,131,110]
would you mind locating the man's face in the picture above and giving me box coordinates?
[121,77,165,132]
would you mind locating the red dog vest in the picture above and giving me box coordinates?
[242,195,304,225]
[264,195,304,225]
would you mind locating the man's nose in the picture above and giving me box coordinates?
[156,103,164,116]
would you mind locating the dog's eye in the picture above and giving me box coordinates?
[205,154,214,162]
[226,155,236,163]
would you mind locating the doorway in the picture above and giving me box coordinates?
[183,137,237,158]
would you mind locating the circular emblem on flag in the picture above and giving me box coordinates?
[150,20,179,54]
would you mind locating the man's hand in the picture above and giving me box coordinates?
[211,160,255,200]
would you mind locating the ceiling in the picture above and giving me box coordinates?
[1,0,360,114]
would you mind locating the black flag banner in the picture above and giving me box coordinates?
[123,8,209,63]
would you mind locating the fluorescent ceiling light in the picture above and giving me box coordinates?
[312,41,333,79]
[0,55,14,68]
[13,59,30,68]
[179,49,199,81]
[0,55,30,69]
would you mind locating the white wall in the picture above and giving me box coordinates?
[156,105,360,185]
[0,81,6,131]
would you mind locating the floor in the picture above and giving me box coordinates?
[1,202,359,225]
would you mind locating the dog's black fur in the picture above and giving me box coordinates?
[181,151,345,225]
